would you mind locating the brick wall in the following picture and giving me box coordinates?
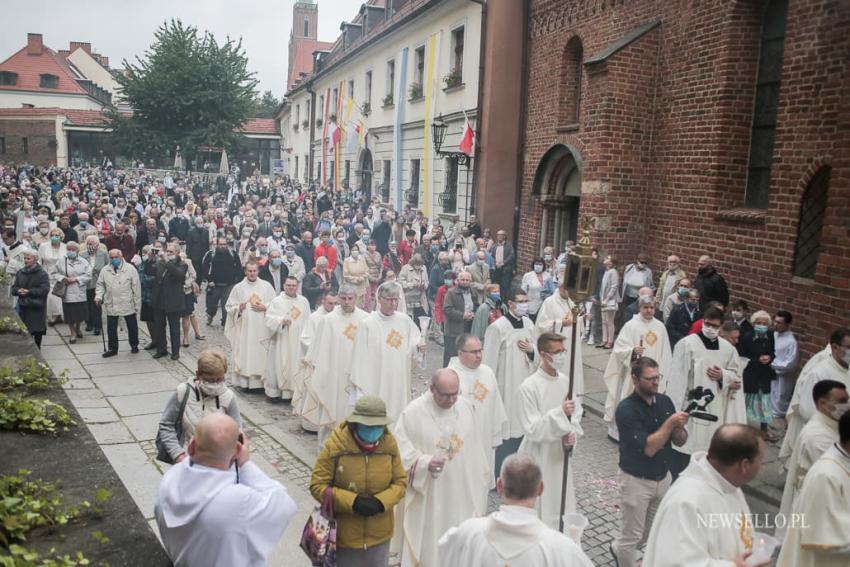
[0,119,57,166]
[520,0,850,358]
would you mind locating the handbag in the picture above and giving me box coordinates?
[300,486,337,566]
[155,383,194,464]
[51,259,68,298]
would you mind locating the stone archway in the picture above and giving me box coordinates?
[531,144,582,255]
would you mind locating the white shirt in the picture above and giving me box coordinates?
[154,460,296,567]
[772,330,799,376]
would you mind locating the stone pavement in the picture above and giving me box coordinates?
[40,302,781,567]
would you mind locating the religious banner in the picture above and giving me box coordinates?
[392,47,409,211]
[421,31,442,217]
[321,87,331,185]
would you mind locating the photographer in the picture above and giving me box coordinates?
[612,357,687,566]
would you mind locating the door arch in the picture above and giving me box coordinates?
[531,144,582,255]
[357,149,373,202]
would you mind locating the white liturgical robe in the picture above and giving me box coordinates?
[292,305,334,420]
[299,306,368,441]
[776,444,850,567]
[263,292,311,399]
[394,392,490,567]
[780,351,849,462]
[447,357,508,489]
[224,278,276,388]
[603,316,672,423]
[643,452,754,567]
[667,334,741,455]
[534,293,586,397]
[350,310,421,421]
[437,505,594,567]
[483,314,537,440]
[517,368,584,528]
[776,410,838,539]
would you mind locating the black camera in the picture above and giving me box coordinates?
[684,386,718,422]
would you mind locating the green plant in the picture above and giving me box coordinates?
[408,82,423,100]
[0,395,74,434]
[1,545,90,566]
[362,102,371,116]
[0,316,27,335]
[292,123,299,132]
[329,113,337,123]
[443,67,462,89]
[1,471,76,545]
[301,119,309,129]
[316,118,323,127]
[0,358,62,391]
[382,93,393,106]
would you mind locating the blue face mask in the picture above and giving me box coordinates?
[110,258,121,268]
[271,258,283,268]
[490,293,501,302]
[444,279,454,287]
[754,324,769,334]
[431,244,439,253]
[678,287,688,298]
[356,424,385,444]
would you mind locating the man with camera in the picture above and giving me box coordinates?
[611,357,688,567]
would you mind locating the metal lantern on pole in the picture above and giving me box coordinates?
[559,216,599,534]
[431,115,448,154]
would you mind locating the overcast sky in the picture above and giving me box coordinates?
[0,0,354,99]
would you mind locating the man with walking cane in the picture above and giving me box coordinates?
[95,249,141,357]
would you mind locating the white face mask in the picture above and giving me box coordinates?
[549,352,566,367]
[702,326,720,340]
[514,303,528,317]
[843,350,850,366]
[199,380,227,398]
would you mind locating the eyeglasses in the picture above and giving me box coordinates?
[433,389,459,399]
[460,349,483,355]
[639,374,662,383]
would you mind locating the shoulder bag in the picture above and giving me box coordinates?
[51,259,68,298]
[155,383,194,464]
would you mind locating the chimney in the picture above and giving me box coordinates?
[70,41,92,55]
[100,56,109,68]
[27,33,43,56]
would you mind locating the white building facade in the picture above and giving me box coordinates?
[285,0,481,222]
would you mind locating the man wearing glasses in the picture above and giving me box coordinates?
[611,357,688,567]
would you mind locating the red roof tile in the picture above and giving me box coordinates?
[288,39,334,91]
[0,44,87,95]
[239,118,279,135]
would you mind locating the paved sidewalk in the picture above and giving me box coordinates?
[41,309,781,567]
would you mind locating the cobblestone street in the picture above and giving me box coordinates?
[43,292,779,566]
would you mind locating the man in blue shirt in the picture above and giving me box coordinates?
[611,357,689,567]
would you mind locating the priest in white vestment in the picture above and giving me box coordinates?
[483,289,537,473]
[293,291,338,431]
[776,380,846,539]
[517,332,584,528]
[263,276,311,400]
[223,262,276,389]
[350,281,424,421]
[299,291,338,354]
[644,424,770,567]
[438,454,593,567]
[394,369,490,567]
[300,285,368,447]
[666,308,742,475]
[603,295,672,441]
[719,322,748,427]
[534,284,586,398]
[447,334,508,488]
[776,415,850,567]
[780,331,850,463]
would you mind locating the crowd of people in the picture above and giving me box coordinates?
[2,162,849,567]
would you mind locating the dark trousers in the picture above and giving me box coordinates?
[493,268,514,297]
[154,309,182,355]
[495,436,523,483]
[86,288,102,330]
[443,335,458,367]
[106,313,139,353]
[31,332,44,349]
[409,306,428,330]
[205,284,233,323]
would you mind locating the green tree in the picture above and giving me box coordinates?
[108,19,257,161]
[251,90,281,118]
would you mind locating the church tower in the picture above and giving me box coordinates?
[287,1,319,91]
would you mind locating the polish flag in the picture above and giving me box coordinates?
[329,122,341,147]
[459,118,475,156]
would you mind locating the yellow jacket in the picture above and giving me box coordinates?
[309,422,407,549]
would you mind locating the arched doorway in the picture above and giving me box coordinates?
[531,144,582,255]
[356,149,373,202]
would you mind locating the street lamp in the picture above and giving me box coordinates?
[431,114,470,167]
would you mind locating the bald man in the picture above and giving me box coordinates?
[155,414,297,567]
[694,255,729,310]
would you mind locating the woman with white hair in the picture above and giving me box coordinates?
[38,227,67,325]
[55,241,92,343]
[741,309,778,441]
[11,249,50,348]
[156,349,242,464]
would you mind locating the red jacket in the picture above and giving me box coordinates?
[688,319,703,336]
[314,242,338,272]
[397,239,417,266]
[435,284,451,324]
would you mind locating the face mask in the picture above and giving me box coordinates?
[66,251,78,260]
[79,221,87,228]
[199,380,227,398]
[533,264,543,273]
[549,352,566,367]
[362,235,370,243]
[490,293,501,302]
[843,350,850,366]
[514,303,529,316]
[166,253,176,262]
[273,232,282,238]
[258,246,268,254]
[829,401,850,421]
[165,209,173,215]
[678,287,688,298]
[351,251,360,259]
[430,244,439,252]
[271,258,283,268]
[110,258,122,268]
[753,324,769,334]
[444,279,454,286]
[543,254,553,262]
[668,263,679,271]
[40,227,49,235]
[731,311,743,321]
[286,250,295,258]
[459,281,470,289]
[87,245,97,254]
[702,326,720,340]
[158,236,166,243]
[355,424,385,444]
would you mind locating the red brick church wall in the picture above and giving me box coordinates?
[0,118,57,166]
[519,0,850,357]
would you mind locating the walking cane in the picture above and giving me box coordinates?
[559,302,580,534]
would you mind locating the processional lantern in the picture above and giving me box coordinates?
[563,216,598,303]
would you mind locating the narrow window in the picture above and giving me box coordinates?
[383,159,392,201]
[365,71,372,103]
[22,137,29,155]
[792,167,830,279]
[387,60,395,102]
[294,156,299,179]
[744,0,788,208]
[414,46,425,87]
[304,18,309,37]
[344,160,351,188]
[562,37,583,125]
[39,74,59,88]
[451,27,465,81]
[348,80,354,100]
[442,158,458,214]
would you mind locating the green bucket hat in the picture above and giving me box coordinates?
[348,395,392,426]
